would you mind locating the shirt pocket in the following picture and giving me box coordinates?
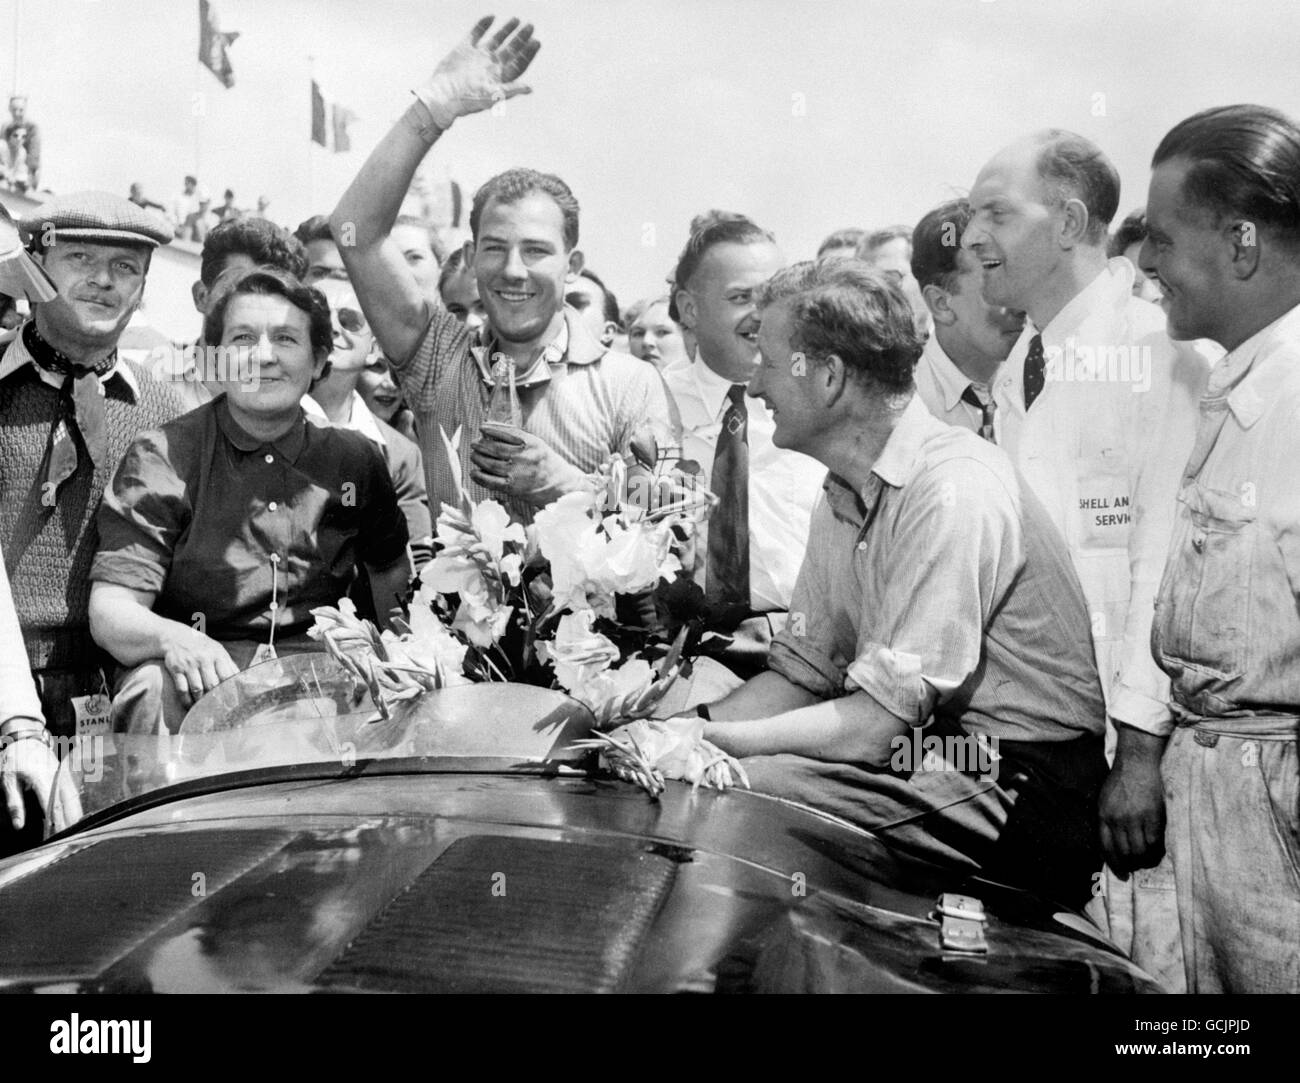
[1156,483,1255,681]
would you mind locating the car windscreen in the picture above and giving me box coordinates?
[51,653,595,828]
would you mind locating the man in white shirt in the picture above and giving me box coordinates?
[910,199,1025,439]
[663,211,825,674]
[172,175,211,243]
[965,130,1209,989]
[1137,104,1300,992]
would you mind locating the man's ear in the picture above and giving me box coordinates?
[566,248,584,282]
[675,287,697,330]
[921,282,956,326]
[1227,219,1263,279]
[1059,198,1090,248]
[191,280,209,315]
[820,352,851,408]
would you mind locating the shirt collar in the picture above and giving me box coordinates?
[467,307,604,388]
[921,334,984,411]
[1215,301,1300,429]
[302,389,387,447]
[687,348,750,418]
[1036,258,1134,351]
[822,395,938,525]
[0,320,141,401]
[215,393,309,462]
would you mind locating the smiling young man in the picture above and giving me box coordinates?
[661,211,826,676]
[1133,105,1300,994]
[89,268,409,734]
[693,259,1109,906]
[0,192,185,746]
[330,17,674,526]
[964,132,1209,987]
[910,199,1025,441]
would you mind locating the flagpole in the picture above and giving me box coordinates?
[11,0,21,95]
[307,54,317,215]
[194,57,204,187]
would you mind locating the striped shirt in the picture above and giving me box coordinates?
[394,304,677,524]
[768,395,1105,744]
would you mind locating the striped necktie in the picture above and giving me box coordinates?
[960,384,997,443]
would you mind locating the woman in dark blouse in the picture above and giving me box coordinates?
[89,267,411,734]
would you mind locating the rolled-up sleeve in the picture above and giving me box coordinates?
[90,431,190,594]
[844,459,1024,726]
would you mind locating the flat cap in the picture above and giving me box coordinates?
[22,190,173,249]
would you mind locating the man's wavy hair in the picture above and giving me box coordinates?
[668,210,776,323]
[756,259,925,391]
[201,217,308,288]
[1153,104,1300,251]
[202,266,333,362]
[469,168,580,251]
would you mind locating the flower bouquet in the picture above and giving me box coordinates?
[309,427,745,794]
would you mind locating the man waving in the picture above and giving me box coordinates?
[331,17,675,525]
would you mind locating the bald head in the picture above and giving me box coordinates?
[965,132,1118,321]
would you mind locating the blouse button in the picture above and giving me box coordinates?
[856,540,868,552]
[1192,531,1206,553]
[264,453,274,464]
[268,501,278,512]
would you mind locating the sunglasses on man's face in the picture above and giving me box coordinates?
[334,306,368,334]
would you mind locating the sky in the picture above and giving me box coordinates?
[5,0,1300,306]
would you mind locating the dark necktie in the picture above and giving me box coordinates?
[959,384,997,443]
[1023,332,1046,411]
[23,322,112,493]
[707,384,750,614]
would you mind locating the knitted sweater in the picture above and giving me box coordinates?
[0,348,186,669]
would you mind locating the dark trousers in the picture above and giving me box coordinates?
[740,720,1106,908]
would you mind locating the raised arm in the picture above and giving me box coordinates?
[331,15,540,365]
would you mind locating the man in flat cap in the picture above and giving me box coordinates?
[0,192,185,793]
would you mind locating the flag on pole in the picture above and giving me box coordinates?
[450,180,463,228]
[310,80,328,146]
[311,80,358,152]
[198,0,239,89]
[331,105,358,154]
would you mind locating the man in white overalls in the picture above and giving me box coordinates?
[965,130,1209,990]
